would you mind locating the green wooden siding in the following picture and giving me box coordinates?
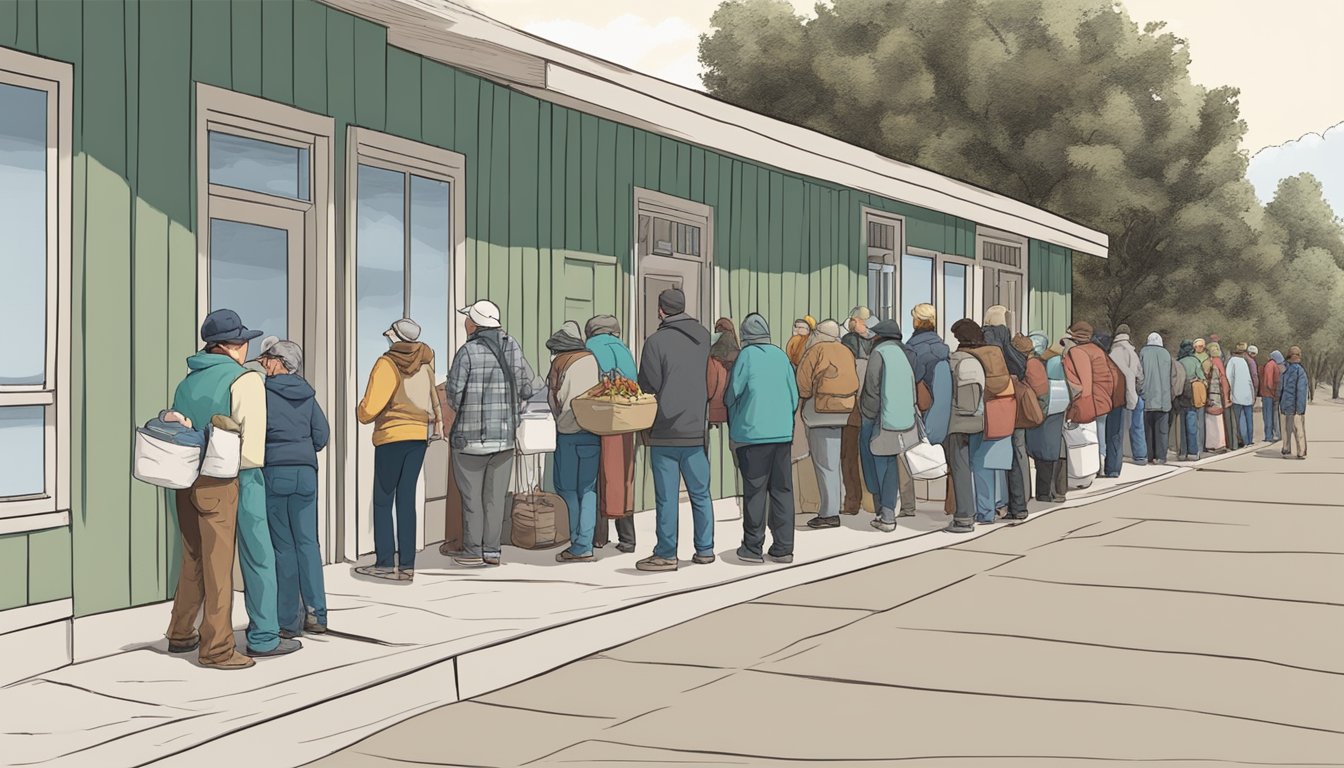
[0,527,73,612]
[2,0,1076,617]
[1028,241,1074,343]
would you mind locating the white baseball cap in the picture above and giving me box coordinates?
[458,300,502,328]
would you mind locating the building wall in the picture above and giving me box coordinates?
[1,0,1075,618]
[1028,240,1074,343]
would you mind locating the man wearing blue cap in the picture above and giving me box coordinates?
[167,309,299,662]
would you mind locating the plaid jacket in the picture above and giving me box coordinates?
[445,330,536,451]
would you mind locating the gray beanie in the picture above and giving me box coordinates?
[390,318,421,342]
[658,288,686,315]
[264,340,304,374]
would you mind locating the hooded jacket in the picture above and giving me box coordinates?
[1260,352,1283,398]
[1176,340,1205,406]
[263,373,330,469]
[546,324,600,434]
[1137,333,1176,412]
[724,314,798,445]
[358,341,443,446]
[860,322,917,428]
[638,313,711,446]
[1108,334,1144,410]
[1226,352,1256,407]
[173,351,267,470]
[1202,343,1231,415]
[907,328,953,444]
[982,311,1026,379]
[1277,360,1308,415]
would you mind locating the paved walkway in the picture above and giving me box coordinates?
[310,402,1344,767]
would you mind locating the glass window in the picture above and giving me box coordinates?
[408,175,451,383]
[0,406,45,498]
[209,131,311,201]
[209,219,290,361]
[900,253,934,329]
[355,165,407,390]
[943,262,967,330]
[0,82,47,387]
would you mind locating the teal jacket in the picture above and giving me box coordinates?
[724,342,798,445]
[586,334,637,380]
[172,352,246,430]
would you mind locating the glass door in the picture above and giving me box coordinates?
[207,203,305,361]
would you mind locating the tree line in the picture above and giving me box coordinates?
[698,0,1344,398]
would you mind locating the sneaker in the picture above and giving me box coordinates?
[767,552,794,564]
[279,628,303,640]
[806,515,841,529]
[483,554,502,567]
[556,550,594,563]
[1006,512,1028,521]
[1051,494,1067,503]
[304,617,327,635]
[398,568,415,581]
[167,635,199,654]
[636,555,678,572]
[246,638,302,658]
[453,555,486,567]
[615,542,636,554]
[898,509,917,518]
[438,542,465,557]
[870,519,896,533]
[199,651,255,670]
[692,552,716,565]
[944,522,976,534]
[735,547,764,563]
[354,565,400,581]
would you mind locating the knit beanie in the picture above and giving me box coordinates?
[1069,321,1093,343]
[1115,323,1131,337]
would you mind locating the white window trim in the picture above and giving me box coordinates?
[195,84,336,556]
[861,207,905,324]
[632,188,716,354]
[344,127,467,563]
[976,226,1029,333]
[0,49,72,526]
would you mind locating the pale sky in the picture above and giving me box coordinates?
[472,0,1343,153]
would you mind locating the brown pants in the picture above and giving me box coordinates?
[167,476,240,664]
[1281,412,1307,457]
[841,425,863,513]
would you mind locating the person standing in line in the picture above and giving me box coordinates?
[1260,349,1283,443]
[982,305,1031,517]
[1228,342,1257,448]
[840,307,877,515]
[1192,338,1209,451]
[165,310,281,668]
[707,318,742,520]
[1175,340,1205,462]
[547,322,603,563]
[1137,332,1178,465]
[860,319,918,532]
[1277,346,1309,460]
[786,315,816,367]
[796,319,858,529]
[584,315,640,553]
[1203,342,1232,453]
[356,318,443,579]
[725,313,799,563]
[444,302,536,567]
[636,289,714,572]
[1107,324,1143,477]
[259,340,330,638]
[1026,332,1066,502]
[958,320,1014,526]
[907,304,952,448]
[943,320,987,533]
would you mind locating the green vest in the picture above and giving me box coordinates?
[874,344,916,432]
[172,352,246,431]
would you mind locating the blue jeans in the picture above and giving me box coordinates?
[1104,405,1125,476]
[265,465,326,633]
[858,420,880,495]
[1236,404,1254,445]
[1262,397,1277,440]
[555,432,601,556]
[237,468,280,652]
[1128,399,1147,462]
[373,441,427,570]
[1096,413,1108,464]
[650,445,714,560]
[868,453,902,522]
[1182,408,1200,457]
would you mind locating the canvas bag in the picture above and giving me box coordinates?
[507,453,569,550]
[199,420,241,479]
[132,415,206,490]
[1064,420,1100,486]
[899,413,948,481]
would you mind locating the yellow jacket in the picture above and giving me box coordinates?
[357,343,443,446]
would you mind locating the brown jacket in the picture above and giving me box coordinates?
[707,357,731,425]
[796,340,859,414]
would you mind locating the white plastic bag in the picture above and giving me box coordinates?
[199,427,241,479]
[515,400,557,454]
[1065,421,1099,486]
[133,429,201,490]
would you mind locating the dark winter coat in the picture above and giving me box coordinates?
[264,373,330,468]
[638,313,711,446]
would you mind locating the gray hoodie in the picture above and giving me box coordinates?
[638,313,711,446]
[1108,334,1144,410]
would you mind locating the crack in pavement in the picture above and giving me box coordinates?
[474,699,618,721]
[1102,545,1344,557]
[1147,494,1344,509]
[985,574,1344,608]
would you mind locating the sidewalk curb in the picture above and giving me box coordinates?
[139,442,1267,768]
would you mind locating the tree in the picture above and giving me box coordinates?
[699,0,1266,335]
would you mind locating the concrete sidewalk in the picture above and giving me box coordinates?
[310,401,1343,767]
[1,433,1260,768]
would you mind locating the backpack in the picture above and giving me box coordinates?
[1013,376,1046,429]
[948,350,986,434]
[966,347,1012,398]
[1190,377,1208,409]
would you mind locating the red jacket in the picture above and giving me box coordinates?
[1062,343,1115,424]
[1259,359,1281,398]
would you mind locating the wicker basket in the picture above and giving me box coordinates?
[573,386,658,435]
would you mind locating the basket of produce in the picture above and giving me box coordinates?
[572,372,658,435]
